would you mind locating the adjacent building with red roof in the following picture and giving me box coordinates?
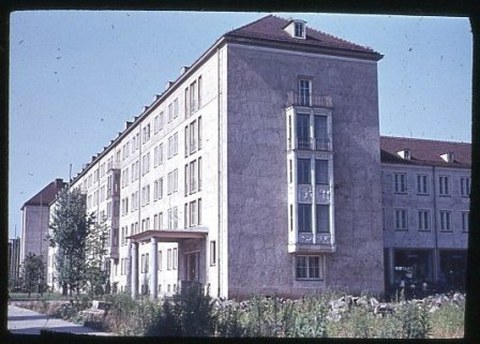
[380,136,470,293]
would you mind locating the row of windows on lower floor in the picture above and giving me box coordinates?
[385,208,469,232]
[117,283,178,295]
[113,254,324,281]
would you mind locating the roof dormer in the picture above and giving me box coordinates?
[440,152,454,163]
[397,149,411,160]
[284,19,307,39]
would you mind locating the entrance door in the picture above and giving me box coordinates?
[185,252,199,281]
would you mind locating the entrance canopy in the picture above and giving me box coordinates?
[127,228,208,243]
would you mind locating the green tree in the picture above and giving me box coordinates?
[85,219,110,296]
[20,253,45,297]
[48,188,93,295]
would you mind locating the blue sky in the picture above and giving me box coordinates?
[9,11,472,239]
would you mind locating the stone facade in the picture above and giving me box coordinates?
[226,42,384,297]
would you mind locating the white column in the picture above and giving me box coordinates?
[149,238,158,299]
[131,242,138,298]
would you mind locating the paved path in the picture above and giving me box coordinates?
[7,304,114,336]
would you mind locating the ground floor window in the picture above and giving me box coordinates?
[296,255,323,280]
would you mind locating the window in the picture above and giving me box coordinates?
[418,210,430,231]
[158,250,162,271]
[439,211,452,231]
[142,153,150,175]
[168,132,178,158]
[167,249,172,270]
[460,177,471,197]
[173,98,179,119]
[289,160,293,183]
[298,204,312,233]
[159,212,163,230]
[159,112,164,131]
[168,102,173,122]
[190,200,197,226]
[438,176,450,196]
[198,76,202,108]
[154,115,159,134]
[154,180,159,201]
[184,126,189,157]
[141,185,150,206]
[290,205,294,231]
[394,173,407,194]
[462,211,469,232]
[316,205,329,233]
[184,88,189,118]
[298,79,311,106]
[184,203,189,228]
[315,160,328,184]
[294,21,305,38]
[314,116,328,150]
[157,144,163,165]
[394,209,408,230]
[173,248,178,269]
[190,80,197,113]
[198,198,202,225]
[167,169,178,195]
[190,120,197,154]
[142,123,151,143]
[154,146,159,167]
[198,157,202,191]
[173,169,178,193]
[296,256,322,280]
[190,160,197,193]
[416,174,429,195]
[296,114,310,149]
[210,240,216,266]
[158,178,163,199]
[168,207,178,229]
[198,116,202,150]
[145,253,149,273]
[288,114,293,149]
[297,159,311,184]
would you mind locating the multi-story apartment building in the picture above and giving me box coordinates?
[8,237,21,288]
[45,15,385,299]
[381,136,470,292]
[20,178,66,276]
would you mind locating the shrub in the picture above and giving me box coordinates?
[394,302,432,338]
[289,295,329,337]
[430,299,464,338]
[104,293,161,336]
[145,282,216,337]
[215,302,247,337]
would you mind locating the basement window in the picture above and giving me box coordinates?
[296,256,323,280]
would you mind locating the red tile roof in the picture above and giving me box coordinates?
[380,136,471,168]
[225,15,382,60]
[21,179,66,209]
